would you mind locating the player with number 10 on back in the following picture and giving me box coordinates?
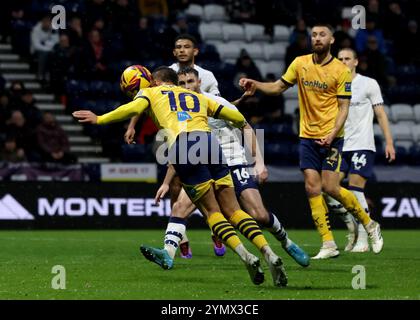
[73,67,289,287]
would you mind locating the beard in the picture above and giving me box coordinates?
[312,42,331,55]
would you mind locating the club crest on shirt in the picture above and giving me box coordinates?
[345,82,351,92]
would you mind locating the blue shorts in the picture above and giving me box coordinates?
[169,131,232,201]
[299,137,344,172]
[229,165,258,197]
[340,150,375,179]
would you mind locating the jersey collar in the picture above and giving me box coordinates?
[312,53,334,67]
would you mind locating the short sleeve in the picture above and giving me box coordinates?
[134,88,152,106]
[337,67,352,99]
[206,96,223,117]
[281,58,298,86]
[368,79,384,107]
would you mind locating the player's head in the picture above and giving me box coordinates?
[311,23,335,55]
[177,67,201,93]
[152,66,179,86]
[173,34,199,65]
[338,48,358,72]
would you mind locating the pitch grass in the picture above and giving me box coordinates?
[0,230,419,300]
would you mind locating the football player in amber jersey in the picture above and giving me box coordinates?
[239,24,384,259]
[73,67,288,287]
[144,67,309,269]
[125,34,223,258]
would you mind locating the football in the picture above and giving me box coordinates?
[120,65,153,99]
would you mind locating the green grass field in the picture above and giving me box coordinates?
[0,229,419,300]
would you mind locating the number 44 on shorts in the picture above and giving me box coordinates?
[351,152,367,170]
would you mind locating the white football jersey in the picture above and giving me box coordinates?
[168,63,220,95]
[343,74,384,152]
[203,92,248,166]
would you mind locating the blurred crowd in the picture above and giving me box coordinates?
[0,81,76,163]
[0,0,419,163]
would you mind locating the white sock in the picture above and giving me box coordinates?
[266,212,289,247]
[234,243,250,262]
[164,218,186,259]
[261,245,278,264]
[349,187,370,237]
[349,188,370,216]
[357,222,368,239]
[324,193,357,233]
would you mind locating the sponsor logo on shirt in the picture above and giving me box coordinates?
[177,111,192,122]
[301,78,328,89]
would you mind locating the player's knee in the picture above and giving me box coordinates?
[322,183,341,198]
[305,183,321,197]
[171,201,191,219]
[256,210,270,225]
[348,175,366,189]
[220,204,239,218]
[245,204,269,224]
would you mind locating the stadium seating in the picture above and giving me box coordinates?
[2,0,419,168]
[341,7,354,19]
[243,23,271,42]
[222,23,246,41]
[283,85,298,99]
[411,125,420,143]
[263,43,287,60]
[66,7,420,166]
[390,103,414,122]
[242,43,264,60]
[199,23,223,41]
[263,61,285,78]
[203,4,228,22]
[373,123,382,137]
[414,104,420,123]
[185,4,204,18]
[410,143,420,164]
[395,140,414,152]
[153,7,407,166]
[213,42,241,60]
[285,99,299,115]
[391,124,412,140]
[273,25,291,41]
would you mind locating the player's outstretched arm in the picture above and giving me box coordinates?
[239,78,289,96]
[73,99,149,125]
[72,110,98,124]
[374,105,396,162]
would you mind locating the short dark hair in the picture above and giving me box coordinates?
[152,66,179,85]
[177,66,199,78]
[174,34,198,48]
[312,23,334,33]
[338,47,358,59]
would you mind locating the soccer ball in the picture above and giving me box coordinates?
[120,65,153,99]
